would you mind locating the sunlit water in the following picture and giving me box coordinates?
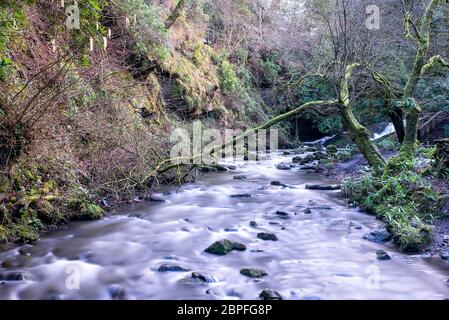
[0,152,448,300]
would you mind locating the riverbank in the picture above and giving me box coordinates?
[327,146,449,258]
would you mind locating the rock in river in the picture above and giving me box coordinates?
[441,251,449,261]
[249,220,258,228]
[259,289,283,300]
[0,272,25,281]
[240,268,268,278]
[158,264,190,272]
[257,232,278,241]
[275,210,289,217]
[305,184,341,191]
[363,229,392,243]
[376,249,391,260]
[204,239,247,255]
[275,163,291,170]
[233,175,247,180]
[230,193,251,198]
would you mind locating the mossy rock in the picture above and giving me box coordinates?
[326,145,338,154]
[204,239,246,255]
[240,268,268,278]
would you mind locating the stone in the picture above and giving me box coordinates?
[249,221,258,228]
[275,210,289,217]
[305,147,318,152]
[257,232,278,241]
[240,268,268,278]
[233,175,247,180]
[230,193,251,198]
[204,239,247,255]
[326,145,338,154]
[305,184,341,191]
[271,181,287,187]
[259,289,283,300]
[1,257,27,268]
[303,208,312,214]
[441,251,449,261]
[108,285,127,300]
[145,195,166,202]
[191,272,217,283]
[18,245,33,256]
[276,163,291,170]
[376,249,391,260]
[363,230,392,243]
[292,156,302,163]
[158,264,190,272]
[0,272,25,281]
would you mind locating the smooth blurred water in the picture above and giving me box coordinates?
[0,152,448,300]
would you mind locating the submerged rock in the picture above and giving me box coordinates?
[204,239,247,255]
[158,264,190,272]
[230,193,251,198]
[441,251,449,261]
[271,181,287,187]
[1,256,27,268]
[240,268,268,278]
[259,289,283,300]
[108,285,127,300]
[191,272,217,283]
[180,272,217,285]
[305,184,341,191]
[233,175,247,180]
[249,221,258,228]
[0,272,25,281]
[363,230,392,243]
[145,195,166,202]
[303,208,312,214]
[257,232,278,241]
[276,163,291,170]
[376,249,391,260]
[275,210,289,217]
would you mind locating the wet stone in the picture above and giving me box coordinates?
[204,239,247,255]
[249,221,258,228]
[303,208,312,214]
[376,249,391,260]
[363,230,392,243]
[259,289,283,300]
[1,256,27,268]
[18,245,33,256]
[108,285,127,300]
[0,272,25,281]
[240,268,268,278]
[275,211,289,217]
[276,163,291,170]
[158,264,190,272]
[230,193,251,198]
[257,232,278,241]
[271,181,287,187]
[192,272,217,283]
[233,175,247,180]
[305,184,341,191]
[441,251,449,261]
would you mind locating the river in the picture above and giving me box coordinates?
[0,152,448,300]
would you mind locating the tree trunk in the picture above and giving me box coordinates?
[341,104,386,172]
[165,0,187,29]
[400,0,441,158]
[389,108,405,143]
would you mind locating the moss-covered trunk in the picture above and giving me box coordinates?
[339,63,386,172]
[341,104,386,172]
[400,0,441,158]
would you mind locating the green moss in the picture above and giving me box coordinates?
[81,202,104,219]
[219,59,239,92]
[343,168,436,252]
[11,224,38,243]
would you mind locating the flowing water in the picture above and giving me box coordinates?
[0,153,448,300]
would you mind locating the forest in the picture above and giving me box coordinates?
[0,0,448,301]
